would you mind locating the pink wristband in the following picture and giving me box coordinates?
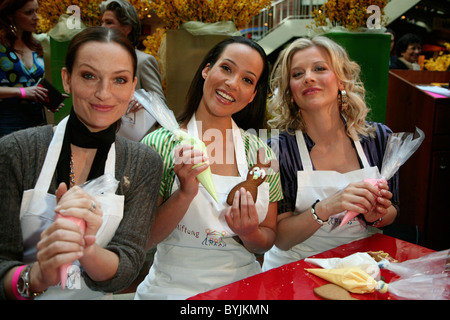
[11,265,27,300]
[19,87,26,99]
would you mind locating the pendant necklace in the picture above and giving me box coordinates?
[69,153,75,188]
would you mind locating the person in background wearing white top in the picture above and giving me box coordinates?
[135,36,283,300]
[0,27,162,300]
[262,36,399,271]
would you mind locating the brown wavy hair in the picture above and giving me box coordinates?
[0,0,43,56]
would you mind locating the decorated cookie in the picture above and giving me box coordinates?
[226,149,277,205]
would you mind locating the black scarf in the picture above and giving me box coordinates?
[56,108,116,187]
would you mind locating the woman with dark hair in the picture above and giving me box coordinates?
[391,33,422,70]
[177,37,270,131]
[135,36,282,300]
[0,27,162,300]
[0,0,59,137]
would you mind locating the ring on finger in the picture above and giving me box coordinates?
[89,200,97,213]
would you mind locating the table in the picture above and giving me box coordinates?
[189,233,436,300]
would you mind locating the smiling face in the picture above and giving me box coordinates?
[401,43,421,63]
[61,41,137,132]
[197,43,263,120]
[12,0,39,33]
[289,46,343,114]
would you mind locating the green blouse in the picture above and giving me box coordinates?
[142,127,283,203]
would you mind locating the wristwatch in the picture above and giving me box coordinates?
[17,263,46,299]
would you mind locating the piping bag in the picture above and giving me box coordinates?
[134,89,218,203]
[339,127,425,227]
[306,264,449,299]
[306,249,450,299]
[55,174,119,289]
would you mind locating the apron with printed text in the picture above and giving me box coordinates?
[135,116,270,300]
[263,130,380,271]
[19,116,124,299]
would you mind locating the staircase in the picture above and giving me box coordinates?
[243,0,421,55]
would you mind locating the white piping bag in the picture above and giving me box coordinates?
[340,127,425,227]
[134,89,218,203]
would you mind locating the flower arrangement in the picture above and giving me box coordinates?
[143,0,271,57]
[36,0,148,34]
[146,0,271,30]
[142,27,166,59]
[311,0,388,31]
[424,43,450,71]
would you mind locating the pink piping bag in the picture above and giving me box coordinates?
[55,174,119,289]
[55,215,86,289]
[339,127,425,228]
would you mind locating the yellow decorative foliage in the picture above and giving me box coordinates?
[147,0,271,30]
[311,0,388,31]
[424,43,450,71]
[36,0,269,62]
[37,0,148,33]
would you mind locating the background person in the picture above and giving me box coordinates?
[390,33,422,70]
[0,0,62,137]
[100,0,165,113]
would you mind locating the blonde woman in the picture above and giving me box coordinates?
[263,36,399,271]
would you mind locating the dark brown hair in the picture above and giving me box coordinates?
[177,36,269,130]
[0,0,43,56]
[65,26,137,77]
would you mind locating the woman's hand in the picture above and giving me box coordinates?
[23,86,48,103]
[32,183,103,289]
[173,144,209,201]
[225,187,260,238]
[126,97,143,114]
[224,187,277,254]
[362,181,393,223]
[54,183,103,242]
[317,180,381,221]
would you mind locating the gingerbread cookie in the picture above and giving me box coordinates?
[226,149,278,205]
[367,250,398,263]
[313,284,359,300]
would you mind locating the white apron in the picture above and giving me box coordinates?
[263,130,380,271]
[19,116,125,299]
[135,116,270,300]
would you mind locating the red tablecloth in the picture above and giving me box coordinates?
[189,233,436,300]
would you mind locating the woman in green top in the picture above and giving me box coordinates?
[136,36,282,300]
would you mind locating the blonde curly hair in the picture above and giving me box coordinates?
[268,36,375,139]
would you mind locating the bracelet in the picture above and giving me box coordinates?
[19,87,26,99]
[310,199,328,225]
[11,265,27,300]
[367,217,383,227]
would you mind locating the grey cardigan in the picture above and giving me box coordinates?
[0,125,163,299]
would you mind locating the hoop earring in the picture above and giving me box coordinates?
[338,90,348,110]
